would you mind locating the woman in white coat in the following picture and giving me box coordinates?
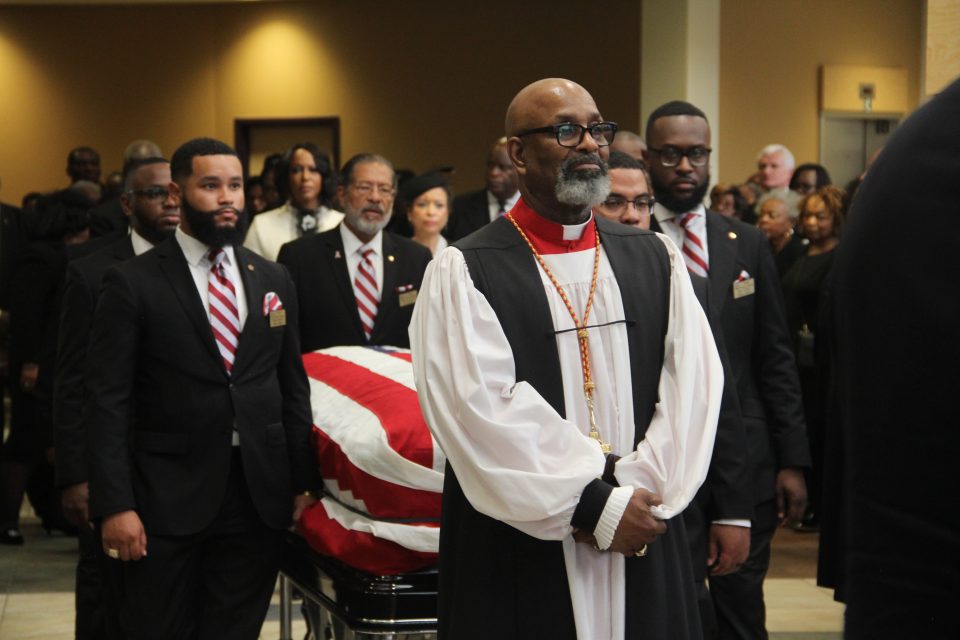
[244,143,344,260]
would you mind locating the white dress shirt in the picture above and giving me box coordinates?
[486,189,521,222]
[340,223,384,293]
[129,228,155,256]
[175,227,248,331]
[653,201,710,266]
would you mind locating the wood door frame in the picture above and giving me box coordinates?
[234,117,341,177]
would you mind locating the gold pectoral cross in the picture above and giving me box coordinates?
[585,388,611,454]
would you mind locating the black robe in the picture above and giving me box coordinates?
[437,216,703,639]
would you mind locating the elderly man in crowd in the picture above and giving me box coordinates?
[277,153,431,352]
[756,144,795,193]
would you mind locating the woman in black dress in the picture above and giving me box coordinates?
[781,185,844,533]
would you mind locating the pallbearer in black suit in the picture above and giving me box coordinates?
[597,152,752,638]
[277,154,432,352]
[54,157,179,640]
[644,102,809,640]
[446,138,520,241]
[86,138,317,640]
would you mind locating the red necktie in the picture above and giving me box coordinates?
[208,248,240,374]
[677,213,709,277]
[354,247,380,341]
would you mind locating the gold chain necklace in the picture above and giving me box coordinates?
[506,213,610,454]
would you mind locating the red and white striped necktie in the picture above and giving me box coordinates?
[677,213,709,277]
[354,246,380,341]
[207,248,240,374]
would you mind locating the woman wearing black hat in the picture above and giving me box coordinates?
[399,173,451,256]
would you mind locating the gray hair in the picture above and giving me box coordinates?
[756,187,800,219]
[757,144,795,169]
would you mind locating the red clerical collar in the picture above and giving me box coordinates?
[508,198,596,255]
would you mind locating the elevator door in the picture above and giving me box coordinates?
[820,115,899,188]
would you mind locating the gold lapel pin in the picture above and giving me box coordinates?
[247,264,255,271]
[728,231,737,239]
[387,255,396,262]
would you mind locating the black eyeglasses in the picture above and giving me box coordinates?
[128,187,170,200]
[601,196,655,214]
[648,146,712,167]
[516,122,618,148]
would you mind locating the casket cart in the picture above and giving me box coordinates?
[278,532,437,639]
[278,347,442,639]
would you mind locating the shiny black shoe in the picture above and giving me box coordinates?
[793,512,820,533]
[0,528,24,545]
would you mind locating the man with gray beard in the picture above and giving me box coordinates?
[277,153,432,352]
[410,78,723,639]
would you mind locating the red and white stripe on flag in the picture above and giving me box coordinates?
[299,345,443,574]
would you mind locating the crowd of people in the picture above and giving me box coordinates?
[0,73,947,640]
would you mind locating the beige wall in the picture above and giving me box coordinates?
[0,0,928,203]
[718,0,922,184]
[924,0,960,96]
[0,1,641,204]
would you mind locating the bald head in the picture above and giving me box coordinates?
[506,79,599,134]
[609,130,646,160]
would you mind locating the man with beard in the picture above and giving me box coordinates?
[54,157,179,640]
[85,138,316,639]
[410,78,724,639]
[277,153,432,352]
[447,138,520,241]
[644,101,808,640]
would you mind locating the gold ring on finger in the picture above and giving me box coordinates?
[106,548,120,559]
[634,544,648,557]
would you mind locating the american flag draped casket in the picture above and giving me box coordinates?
[298,346,444,575]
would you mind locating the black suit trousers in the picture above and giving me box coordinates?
[76,524,124,640]
[709,500,777,640]
[116,450,282,640]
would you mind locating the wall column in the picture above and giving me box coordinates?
[923,0,960,97]
[641,0,722,178]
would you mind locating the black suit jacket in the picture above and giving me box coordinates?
[0,202,23,309]
[835,77,960,639]
[54,235,135,489]
[680,273,752,582]
[276,225,432,352]
[651,213,808,505]
[86,238,316,536]
[448,188,492,241]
